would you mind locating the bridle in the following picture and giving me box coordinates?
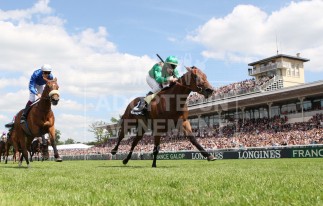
[49,89,60,105]
[177,67,204,93]
[42,80,60,105]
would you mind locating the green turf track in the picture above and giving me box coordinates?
[0,159,322,206]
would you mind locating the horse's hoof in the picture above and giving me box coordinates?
[27,164,31,168]
[207,155,217,161]
[152,164,157,168]
[18,162,22,167]
[111,149,117,155]
[122,159,128,165]
[55,158,63,162]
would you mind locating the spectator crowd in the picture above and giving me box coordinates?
[187,76,273,104]
[51,113,323,156]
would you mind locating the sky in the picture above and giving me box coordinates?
[1,0,323,142]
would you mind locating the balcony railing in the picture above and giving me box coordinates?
[250,61,291,75]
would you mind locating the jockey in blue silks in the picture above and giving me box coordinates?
[20,64,54,124]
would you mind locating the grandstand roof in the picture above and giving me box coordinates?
[248,54,309,66]
[96,80,323,130]
[188,80,323,116]
[48,143,93,150]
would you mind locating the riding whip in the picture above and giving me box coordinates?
[156,54,164,63]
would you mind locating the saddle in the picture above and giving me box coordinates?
[130,84,176,116]
[131,97,146,116]
[21,102,38,137]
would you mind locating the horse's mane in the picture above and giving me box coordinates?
[158,69,192,93]
[159,82,176,92]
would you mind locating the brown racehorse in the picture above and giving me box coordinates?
[111,66,216,167]
[5,138,22,164]
[0,140,5,162]
[10,77,62,167]
[3,130,22,164]
[4,136,18,164]
[30,138,50,161]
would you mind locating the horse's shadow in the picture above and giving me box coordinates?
[97,164,178,169]
[0,165,33,169]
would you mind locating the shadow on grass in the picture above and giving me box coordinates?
[0,165,31,169]
[97,165,145,169]
[0,163,44,169]
[97,164,179,169]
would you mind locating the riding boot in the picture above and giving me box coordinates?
[5,122,14,128]
[133,97,147,113]
[20,101,32,124]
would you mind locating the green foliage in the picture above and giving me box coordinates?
[0,159,322,206]
[54,129,64,145]
[64,138,75,144]
[83,141,97,146]
[110,116,119,123]
[88,121,108,143]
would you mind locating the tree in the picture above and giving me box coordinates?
[88,121,108,143]
[64,138,75,144]
[54,129,64,145]
[110,117,119,123]
[110,115,122,123]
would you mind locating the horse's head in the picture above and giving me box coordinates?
[183,66,214,98]
[44,77,60,105]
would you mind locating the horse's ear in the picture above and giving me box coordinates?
[185,66,192,72]
[43,77,49,82]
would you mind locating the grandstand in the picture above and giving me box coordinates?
[80,53,322,158]
[186,53,322,128]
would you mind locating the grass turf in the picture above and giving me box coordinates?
[0,158,322,206]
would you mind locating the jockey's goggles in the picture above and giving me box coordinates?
[170,64,177,69]
[166,63,177,70]
[43,71,51,75]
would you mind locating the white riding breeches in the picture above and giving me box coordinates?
[144,75,171,105]
[146,74,162,93]
[29,84,44,102]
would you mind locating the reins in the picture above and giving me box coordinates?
[176,70,203,93]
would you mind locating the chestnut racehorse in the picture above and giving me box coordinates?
[111,66,216,167]
[10,77,62,167]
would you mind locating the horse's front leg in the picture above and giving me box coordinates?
[123,134,142,165]
[19,152,24,166]
[152,136,161,168]
[182,120,216,161]
[17,139,30,167]
[11,134,20,165]
[20,148,30,167]
[13,150,17,163]
[48,127,62,162]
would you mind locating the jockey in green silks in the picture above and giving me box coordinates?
[132,55,180,114]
